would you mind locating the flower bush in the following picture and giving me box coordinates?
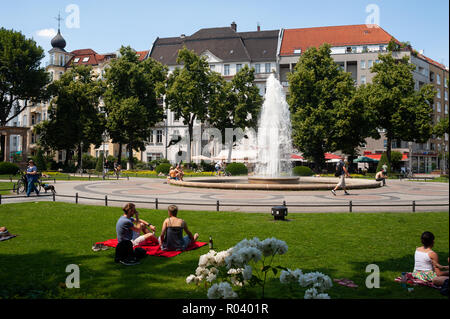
[186,237,333,299]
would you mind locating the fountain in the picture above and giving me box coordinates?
[168,74,380,191]
[248,74,299,184]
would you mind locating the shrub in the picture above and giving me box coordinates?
[155,163,171,175]
[225,163,248,176]
[0,162,20,175]
[293,166,313,176]
[95,153,104,172]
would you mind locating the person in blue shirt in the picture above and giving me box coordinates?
[26,160,40,197]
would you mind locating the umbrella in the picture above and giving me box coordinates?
[353,156,379,163]
[326,158,341,163]
[192,155,213,162]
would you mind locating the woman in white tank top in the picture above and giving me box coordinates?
[412,231,449,286]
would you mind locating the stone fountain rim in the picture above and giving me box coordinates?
[168,176,381,191]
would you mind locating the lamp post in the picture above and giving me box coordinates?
[408,141,413,177]
[102,132,107,178]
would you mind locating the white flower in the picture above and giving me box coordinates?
[280,268,303,284]
[304,287,318,299]
[298,272,333,292]
[206,272,217,283]
[186,274,196,284]
[243,265,253,281]
[207,282,238,299]
[214,250,231,267]
[260,238,288,256]
[199,250,217,267]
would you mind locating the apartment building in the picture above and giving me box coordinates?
[147,22,279,164]
[278,24,449,173]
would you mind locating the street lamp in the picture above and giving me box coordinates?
[102,132,107,178]
[408,141,413,177]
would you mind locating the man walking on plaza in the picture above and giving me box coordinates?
[331,157,350,196]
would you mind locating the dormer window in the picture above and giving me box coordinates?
[82,57,90,62]
[74,58,80,63]
[294,49,301,54]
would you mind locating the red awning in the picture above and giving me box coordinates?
[324,153,343,160]
[291,154,304,160]
[365,154,409,161]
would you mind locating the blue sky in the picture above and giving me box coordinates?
[1,0,449,66]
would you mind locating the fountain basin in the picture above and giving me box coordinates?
[248,177,300,184]
[168,177,381,191]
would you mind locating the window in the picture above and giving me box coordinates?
[147,153,162,162]
[255,64,260,73]
[362,46,368,52]
[437,89,441,99]
[224,64,230,76]
[294,49,301,54]
[236,64,242,72]
[360,75,366,84]
[445,104,448,114]
[265,63,271,73]
[149,131,154,144]
[31,114,35,125]
[437,74,441,85]
[360,60,366,69]
[50,54,54,65]
[74,57,80,63]
[59,55,64,66]
[209,64,215,71]
[82,57,90,62]
[445,78,448,88]
[379,45,385,51]
[346,47,352,53]
[437,102,441,112]
[368,60,373,68]
[156,130,163,144]
[383,139,387,148]
[445,90,448,101]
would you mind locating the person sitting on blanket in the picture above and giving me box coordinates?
[412,231,449,287]
[115,203,157,265]
[158,205,199,251]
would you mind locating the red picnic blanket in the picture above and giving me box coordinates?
[96,237,207,258]
[394,272,440,289]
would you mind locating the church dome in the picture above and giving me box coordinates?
[51,30,66,50]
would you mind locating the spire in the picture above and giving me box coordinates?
[51,12,66,50]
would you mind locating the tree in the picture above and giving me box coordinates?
[0,28,49,126]
[165,47,213,163]
[207,65,262,162]
[433,116,449,137]
[104,46,167,169]
[361,52,435,168]
[288,44,376,172]
[35,65,105,167]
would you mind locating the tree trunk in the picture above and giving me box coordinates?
[128,145,133,170]
[117,143,123,167]
[187,122,194,165]
[386,136,392,172]
[77,143,82,170]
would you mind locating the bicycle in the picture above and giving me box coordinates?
[16,171,43,195]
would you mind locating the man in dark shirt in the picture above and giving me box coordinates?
[115,203,156,265]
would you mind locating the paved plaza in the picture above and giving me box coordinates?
[2,177,448,213]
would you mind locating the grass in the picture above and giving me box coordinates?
[0,182,15,195]
[0,202,448,299]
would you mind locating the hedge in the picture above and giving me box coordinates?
[155,163,171,175]
[293,166,314,176]
[0,162,20,175]
[225,163,248,176]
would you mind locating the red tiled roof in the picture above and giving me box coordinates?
[280,24,395,56]
[418,53,448,71]
[136,50,149,61]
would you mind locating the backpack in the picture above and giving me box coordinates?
[335,162,343,177]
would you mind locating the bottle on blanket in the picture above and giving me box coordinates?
[401,272,407,289]
[209,235,213,250]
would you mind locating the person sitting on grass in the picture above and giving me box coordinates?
[412,231,449,286]
[159,205,199,251]
[375,170,388,186]
[115,203,157,265]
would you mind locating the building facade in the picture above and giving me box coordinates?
[278,24,449,173]
[146,22,280,164]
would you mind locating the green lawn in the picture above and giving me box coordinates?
[0,202,448,299]
[0,182,15,195]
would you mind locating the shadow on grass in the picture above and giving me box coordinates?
[0,246,210,299]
